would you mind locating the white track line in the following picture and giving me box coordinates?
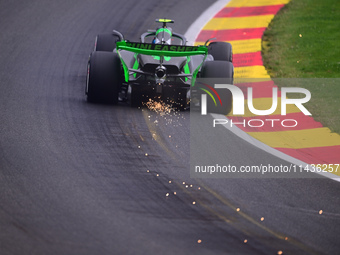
[184,1,340,181]
[185,0,230,45]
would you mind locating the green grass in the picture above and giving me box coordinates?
[262,0,340,133]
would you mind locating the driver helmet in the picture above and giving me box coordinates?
[153,27,172,45]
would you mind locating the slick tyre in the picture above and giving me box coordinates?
[201,60,234,79]
[95,34,120,52]
[86,52,121,104]
[128,84,148,108]
[208,42,233,62]
[200,61,234,114]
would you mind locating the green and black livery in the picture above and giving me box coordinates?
[86,19,234,112]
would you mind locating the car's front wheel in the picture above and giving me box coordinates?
[208,42,233,62]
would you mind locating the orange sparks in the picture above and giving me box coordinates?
[143,98,184,127]
[144,99,173,115]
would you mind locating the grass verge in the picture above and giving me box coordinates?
[262,0,340,133]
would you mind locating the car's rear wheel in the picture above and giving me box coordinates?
[200,61,234,114]
[174,89,189,111]
[128,84,144,108]
[201,60,234,78]
[86,52,121,103]
[208,42,233,62]
[95,34,120,52]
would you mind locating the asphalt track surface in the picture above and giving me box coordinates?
[0,0,340,254]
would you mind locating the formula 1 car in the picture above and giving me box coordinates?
[86,19,234,113]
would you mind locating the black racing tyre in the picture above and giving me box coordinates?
[201,60,234,79]
[95,34,120,52]
[128,85,144,108]
[86,52,122,103]
[200,61,234,114]
[208,42,233,62]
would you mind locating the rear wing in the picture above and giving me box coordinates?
[116,41,208,83]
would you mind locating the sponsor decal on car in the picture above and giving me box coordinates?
[125,42,202,52]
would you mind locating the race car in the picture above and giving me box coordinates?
[86,19,234,113]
